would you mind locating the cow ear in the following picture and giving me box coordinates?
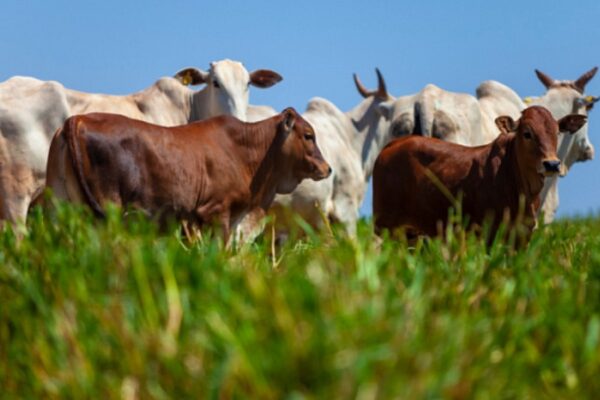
[495,116,517,134]
[250,69,283,88]
[281,108,297,132]
[174,67,208,86]
[558,114,587,134]
[378,101,393,120]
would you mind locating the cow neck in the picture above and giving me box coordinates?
[506,134,544,210]
[189,88,211,122]
[65,78,196,127]
[346,96,390,180]
[230,117,284,208]
[138,78,194,125]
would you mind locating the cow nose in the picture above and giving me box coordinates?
[543,160,561,173]
[576,147,594,162]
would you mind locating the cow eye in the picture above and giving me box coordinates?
[213,80,220,89]
[523,130,532,140]
[304,134,314,141]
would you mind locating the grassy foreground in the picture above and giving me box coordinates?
[1,204,600,399]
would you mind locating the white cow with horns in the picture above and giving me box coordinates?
[266,69,397,238]
[0,59,282,226]
[380,67,598,223]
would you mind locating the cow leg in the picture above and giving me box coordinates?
[0,189,32,228]
[331,193,358,237]
[267,203,293,244]
[539,180,559,224]
[195,204,231,245]
[233,208,266,245]
[219,211,232,246]
[0,159,39,231]
[181,218,203,243]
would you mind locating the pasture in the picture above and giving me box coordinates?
[1,203,599,399]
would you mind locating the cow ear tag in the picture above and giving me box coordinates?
[181,73,191,86]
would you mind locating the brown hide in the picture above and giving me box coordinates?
[373,106,586,243]
[45,109,330,241]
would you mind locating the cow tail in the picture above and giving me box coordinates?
[65,117,106,218]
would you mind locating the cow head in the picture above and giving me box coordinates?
[275,108,331,193]
[534,67,598,169]
[174,59,282,121]
[496,106,587,182]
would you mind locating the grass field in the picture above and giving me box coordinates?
[1,203,599,399]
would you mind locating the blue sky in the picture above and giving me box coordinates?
[1,1,599,218]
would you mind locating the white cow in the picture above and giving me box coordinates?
[381,67,598,223]
[0,78,71,223]
[270,70,396,237]
[0,59,283,225]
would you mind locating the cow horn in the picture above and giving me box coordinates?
[375,68,388,99]
[353,68,388,99]
[574,66,598,93]
[353,72,372,98]
[535,69,556,89]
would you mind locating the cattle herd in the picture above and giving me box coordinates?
[0,59,597,245]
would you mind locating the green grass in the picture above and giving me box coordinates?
[1,203,600,399]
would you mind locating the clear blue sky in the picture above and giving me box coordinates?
[1,1,599,218]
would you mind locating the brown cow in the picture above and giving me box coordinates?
[44,108,331,242]
[373,106,586,243]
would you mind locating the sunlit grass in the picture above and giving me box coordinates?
[1,203,599,398]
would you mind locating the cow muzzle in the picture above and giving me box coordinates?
[542,159,561,176]
[313,164,332,181]
[578,146,595,162]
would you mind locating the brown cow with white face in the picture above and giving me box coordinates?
[44,108,330,242]
[373,106,587,243]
